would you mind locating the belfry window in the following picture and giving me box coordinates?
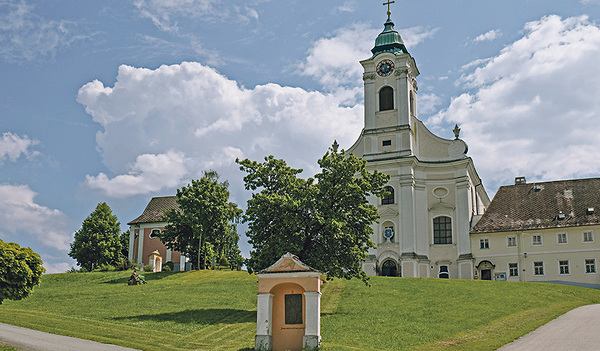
[379,86,394,111]
[382,186,395,205]
[433,216,452,244]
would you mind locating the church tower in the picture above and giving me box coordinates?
[349,5,490,279]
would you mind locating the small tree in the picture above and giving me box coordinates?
[0,240,45,304]
[69,202,122,271]
[160,171,242,270]
[237,143,389,283]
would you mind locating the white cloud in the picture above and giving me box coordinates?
[78,61,363,197]
[0,0,84,62]
[42,261,72,274]
[86,150,189,198]
[473,29,502,43]
[0,184,71,251]
[298,23,438,102]
[0,131,38,163]
[429,15,600,190]
[133,0,262,32]
[335,1,357,13]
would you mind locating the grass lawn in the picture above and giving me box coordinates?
[1,270,599,351]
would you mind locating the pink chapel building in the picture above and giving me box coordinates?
[128,196,188,271]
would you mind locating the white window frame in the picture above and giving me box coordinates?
[558,260,570,275]
[585,259,597,274]
[480,238,490,249]
[582,230,594,243]
[149,228,161,239]
[533,261,544,276]
[508,263,519,277]
[532,234,543,246]
[556,232,568,245]
[507,235,517,247]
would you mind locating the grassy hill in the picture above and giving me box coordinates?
[1,270,599,351]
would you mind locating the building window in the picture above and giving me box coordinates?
[149,229,161,239]
[583,231,594,243]
[532,234,543,246]
[509,263,519,277]
[284,294,303,324]
[439,265,449,279]
[559,260,570,275]
[534,261,544,276]
[382,140,392,146]
[557,233,568,244]
[382,186,395,205]
[379,86,394,111]
[585,259,596,274]
[480,238,490,249]
[433,216,452,244]
[507,236,517,247]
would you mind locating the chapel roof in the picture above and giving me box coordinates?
[371,14,408,57]
[471,178,600,234]
[128,196,179,225]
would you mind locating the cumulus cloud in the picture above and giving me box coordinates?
[335,1,357,13]
[0,184,71,251]
[0,131,38,163]
[0,0,84,62]
[78,62,363,198]
[473,29,502,43]
[298,23,438,102]
[429,15,600,190]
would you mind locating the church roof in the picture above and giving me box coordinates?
[471,178,600,234]
[128,196,179,225]
[371,14,408,57]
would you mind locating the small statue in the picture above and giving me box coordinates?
[127,268,146,285]
[453,124,461,140]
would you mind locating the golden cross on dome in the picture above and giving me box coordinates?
[383,0,395,15]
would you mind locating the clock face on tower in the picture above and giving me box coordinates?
[376,59,395,77]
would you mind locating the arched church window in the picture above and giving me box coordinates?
[381,260,397,277]
[433,216,452,244]
[379,86,394,111]
[438,265,449,279]
[149,229,161,239]
[382,186,395,205]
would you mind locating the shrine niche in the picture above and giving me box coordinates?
[255,253,322,351]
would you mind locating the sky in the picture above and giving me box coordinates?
[2,0,600,273]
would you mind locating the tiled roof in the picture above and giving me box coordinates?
[471,178,600,234]
[127,196,179,225]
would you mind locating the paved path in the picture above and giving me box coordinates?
[497,304,600,351]
[0,323,140,351]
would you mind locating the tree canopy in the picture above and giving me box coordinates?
[69,202,123,271]
[237,143,389,283]
[160,171,242,270]
[0,240,45,304]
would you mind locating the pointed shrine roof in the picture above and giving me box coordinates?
[128,196,179,225]
[258,252,321,274]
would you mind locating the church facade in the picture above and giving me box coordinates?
[349,13,490,279]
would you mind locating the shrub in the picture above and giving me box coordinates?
[162,265,172,272]
[94,264,117,272]
[143,264,154,272]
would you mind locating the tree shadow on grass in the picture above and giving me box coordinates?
[113,308,255,325]
[104,271,185,284]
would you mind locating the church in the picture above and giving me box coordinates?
[348,8,490,279]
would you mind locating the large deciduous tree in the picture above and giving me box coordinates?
[69,202,122,271]
[0,240,45,304]
[237,143,389,283]
[160,171,242,270]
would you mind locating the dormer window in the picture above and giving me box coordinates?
[379,86,394,111]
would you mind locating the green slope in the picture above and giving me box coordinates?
[1,271,599,351]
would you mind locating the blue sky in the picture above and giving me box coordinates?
[2,0,600,273]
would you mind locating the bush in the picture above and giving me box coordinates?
[115,258,133,271]
[163,261,175,271]
[162,265,172,272]
[143,264,154,272]
[94,264,117,272]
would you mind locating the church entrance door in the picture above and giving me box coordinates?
[480,269,492,280]
[381,260,397,277]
